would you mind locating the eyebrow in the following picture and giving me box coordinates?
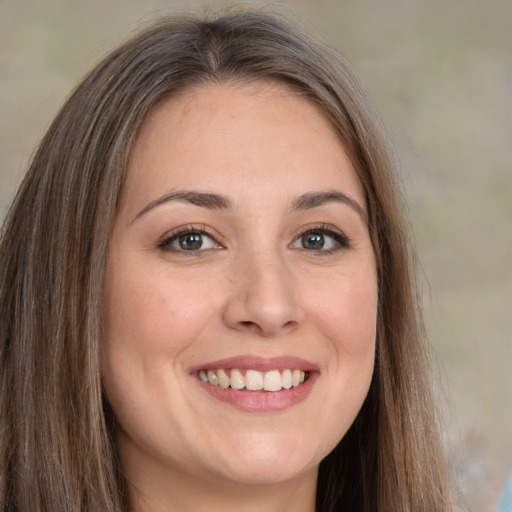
[290,190,367,222]
[131,190,233,223]
[131,188,366,223]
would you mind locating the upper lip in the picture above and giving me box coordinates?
[190,355,319,373]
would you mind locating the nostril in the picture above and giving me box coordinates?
[236,318,299,337]
[238,320,269,335]
[240,320,257,330]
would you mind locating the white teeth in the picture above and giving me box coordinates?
[199,368,309,392]
[207,370,218,386]
[230,369,245,390]
[282,369,292,389]
[245,369,263,390]
[217,368,230,388]
[263,370,282,391]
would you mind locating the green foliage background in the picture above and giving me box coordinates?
[1,1,511,510]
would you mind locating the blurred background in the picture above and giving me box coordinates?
[1,0,510,510]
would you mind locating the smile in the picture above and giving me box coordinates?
[192,356,318,411]
[198,368,307,392]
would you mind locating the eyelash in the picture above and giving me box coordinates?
[157,223,350,255]
[157,224,219,253]
[293,224,350,255]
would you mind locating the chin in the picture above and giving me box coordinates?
[206,433,322,486]
[218,459,317,487]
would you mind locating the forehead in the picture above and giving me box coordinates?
[122,81,365,216]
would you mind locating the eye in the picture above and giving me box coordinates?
[291,226,349,252]
[158,226,220,253]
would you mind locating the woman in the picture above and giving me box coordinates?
[0,11,451,512]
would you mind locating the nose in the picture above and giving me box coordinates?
[222,250,304,337]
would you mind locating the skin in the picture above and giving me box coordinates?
[102,81,378,512]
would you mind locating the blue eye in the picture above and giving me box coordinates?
[176,233,210,250]
[301,232,327,250]
[292,227,349,252]
[159,228,218,252]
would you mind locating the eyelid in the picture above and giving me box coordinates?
[290,223,350,252]
[157,224,224,252]
[156,223,349,254]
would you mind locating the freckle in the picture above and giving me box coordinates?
[158,296,171,307]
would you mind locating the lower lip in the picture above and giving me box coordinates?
[198,373,318,412]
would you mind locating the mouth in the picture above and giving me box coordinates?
[197,368,308,392]
[191,356,318,412]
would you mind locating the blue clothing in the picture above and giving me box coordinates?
[498,473,512,512]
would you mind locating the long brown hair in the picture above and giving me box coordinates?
[0,11,451,512]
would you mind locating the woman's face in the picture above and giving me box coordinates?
[102,82,377,493]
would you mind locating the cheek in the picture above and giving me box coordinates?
[311,274,377,449]
[313,271,378,359]
[100,267,225,425]
[100,269,221,414]
[103,270,220,358]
